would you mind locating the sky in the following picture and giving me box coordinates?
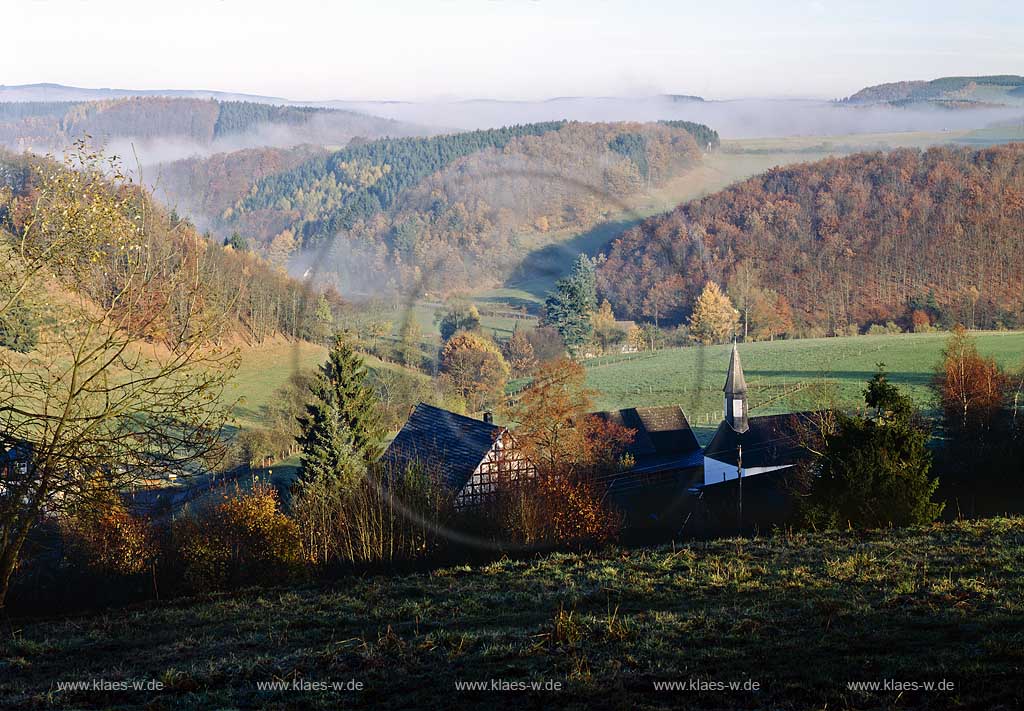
[6,0,1023,102]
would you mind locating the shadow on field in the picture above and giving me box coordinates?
[506,217,641,298]
[749,369,934,385]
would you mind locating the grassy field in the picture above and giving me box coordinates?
[2,517,1022,709]
[582,331,1024,442]
[226,338,429,432]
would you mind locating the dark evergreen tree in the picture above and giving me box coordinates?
[436,301,481,342]
[801,366,944,528]
[544,255,597,356]
[224,232,249,251]
[296,337,385,489]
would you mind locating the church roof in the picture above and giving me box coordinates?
[723,341,747,394]
[704,412,817,469]
[592,405,702,467]
[382,403,504,492]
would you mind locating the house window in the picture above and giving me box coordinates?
[733,399,744,418]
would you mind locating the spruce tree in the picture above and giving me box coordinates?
[544,254,597,356]
[296,336,384,489]
[802,367,943,528]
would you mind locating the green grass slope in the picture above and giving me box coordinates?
[2,517,1022,709]
[581,331,1024,440]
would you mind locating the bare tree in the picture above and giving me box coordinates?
[0,143,237,611]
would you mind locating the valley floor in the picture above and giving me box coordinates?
[2,517,1022,709]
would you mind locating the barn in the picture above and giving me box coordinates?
[591,405,703,535]
[381,403,536,508]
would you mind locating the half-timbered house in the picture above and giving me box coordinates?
[381,403,536,508]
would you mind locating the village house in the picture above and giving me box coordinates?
[1,439,35,505]
[591,405,704,535]
[1,439,32,480]
[381,403,536,508]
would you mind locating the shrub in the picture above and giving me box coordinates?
[62,504,155,577]
[800,368,943,529]
[0,297,38,353]
[487,474,621,549]
[293,460,456,566]
[173,483,303,591]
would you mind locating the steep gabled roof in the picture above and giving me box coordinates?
[724,341,747,395]
[704,412,816,469]
[381,403,504,492]
[592,405,701,461]
[1,439,33,464]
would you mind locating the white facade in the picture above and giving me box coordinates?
[455,431,536,508]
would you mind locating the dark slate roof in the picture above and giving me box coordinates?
[724,342,747,394]
[592,405,702,471]
[1,439,33,464]
[704,412,817,469]
[381,403,504,492]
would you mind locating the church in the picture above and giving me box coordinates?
[702,343,814,487]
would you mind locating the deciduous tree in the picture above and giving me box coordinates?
[688,281,739,344]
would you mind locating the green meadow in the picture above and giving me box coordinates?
[3,517,1022,710]
[582,331,1024,441]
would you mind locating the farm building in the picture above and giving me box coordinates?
[591,405,704,535]
[1,439,32,480]
[1,439,35,506]
[591,405,703,484]
[381,403,536,508]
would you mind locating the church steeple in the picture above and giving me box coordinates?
[724,342,749,434]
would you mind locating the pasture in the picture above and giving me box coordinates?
[3,517,1022,709]
[582,331,1024,441]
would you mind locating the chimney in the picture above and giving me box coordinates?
[483,411,493,424]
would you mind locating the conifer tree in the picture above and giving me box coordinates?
[544,254,597,356]
[296,337,385,490]
[801,367,943,528]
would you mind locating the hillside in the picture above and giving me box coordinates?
[228,120,710,293]
[843,75,1024,107]
[0,96,425,157]
[3,517,1022,709]
[0,150,336,346]
[0,82,289,103]
[598,144,1024,334]
[149,145,327,228]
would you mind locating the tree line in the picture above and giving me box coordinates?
[0,96,406,154]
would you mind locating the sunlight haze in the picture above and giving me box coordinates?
[7,0,1023,100]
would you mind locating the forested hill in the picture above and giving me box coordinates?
[0,150,341,347]
[151,145,327,229]
[226,120,711,292]
[598,144,1024,335]
[231,122,569,241]
[842,75,1024,107]
[0,97,423,154]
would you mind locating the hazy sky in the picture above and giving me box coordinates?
[7,0,1023,101]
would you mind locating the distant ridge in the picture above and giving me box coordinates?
[0,82,289,104]
[842,75,1024,107]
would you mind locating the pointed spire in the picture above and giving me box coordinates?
[724,341,747,395]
